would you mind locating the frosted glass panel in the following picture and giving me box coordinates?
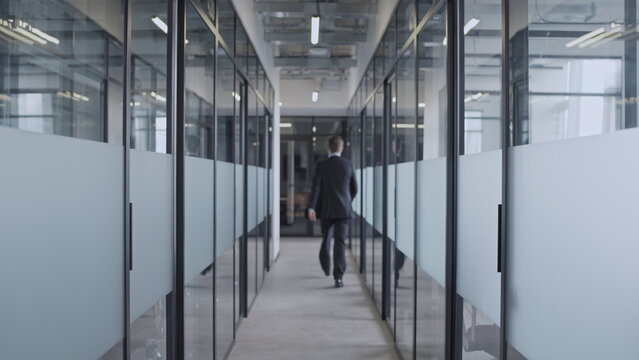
[387,164,396,242]
[247,165,258,231]
[130,150,173,320]
[373,166,383,233]
[235,164,244,236]
[216,161,235,256]
[257,167,266,222]
[353,169,362,215]
[395,162,415,258]
[507,129,639,359]
[415,158,446,287]
[364,167,374,225]
[457,150,502,324]
[0,127,124,359]
[185,156,215,283]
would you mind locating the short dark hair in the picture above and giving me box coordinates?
[327,136,344,153]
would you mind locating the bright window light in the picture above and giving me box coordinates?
[464,18,480,35]
[311,16,320,45]
[151,16,168,34]
[312,91,319,102]
[418,103,426,108]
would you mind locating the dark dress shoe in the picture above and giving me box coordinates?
[335,279,344,288]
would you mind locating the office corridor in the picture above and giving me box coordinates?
[229,238,397,360]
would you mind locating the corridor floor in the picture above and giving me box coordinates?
[228,237,398,360]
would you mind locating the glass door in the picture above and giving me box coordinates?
[0,1,127,359]
[215,43,237,359]
[415,3,447,358]
[455,0,503,358]
[245,85,258,312]
[183,3,215,358]
[129,0,173,359]
[393,45,417,360]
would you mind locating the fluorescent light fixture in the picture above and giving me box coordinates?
[151,16,168,34]
[565,27,605,48]
[0,24,34,45]
[0,19,59,46]
[57,91,89,102]
[464,18,480,35]
[591,31,624,48]
[393,123,425,129]
[580,26,623,48]
[14,26,47,45]
[232,91,241,102]
[311,91,319,103]
[311,16,320,45]
[418,103,426,108]
[280,123,292,128]
[150,91,166,102]
[392,96,397,103]
[31,27,59,44]
[278,101,283,107]
[464,92,488,103]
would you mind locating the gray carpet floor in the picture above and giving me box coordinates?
[228,237,398,360]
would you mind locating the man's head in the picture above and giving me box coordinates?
[327,135,344,155]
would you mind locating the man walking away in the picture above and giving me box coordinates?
[307,136,358,288]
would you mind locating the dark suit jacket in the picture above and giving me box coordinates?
[307,155,358,220]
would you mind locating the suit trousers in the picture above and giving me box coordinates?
[319,218,349,280]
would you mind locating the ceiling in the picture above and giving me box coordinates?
[254,0,377,81]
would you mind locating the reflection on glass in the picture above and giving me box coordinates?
[130,298,168,360]
[457,1,502,359]
[246,86,258,310]
[394,47,416,360]
[236,23,248,74]
[0,0,124,145]
[131,0,168,153]
[416,3,446,359]
[197,0,215,25]
[397,0,417,50]
[373,85,384,313]
[234,75,244,325]
[216,45,235,359]
[417,0,438,23]
[184,4,214,359]
[512,0,632,145]
[462,0,501,155]
[218,0,235,54]
[256,101,265,291]
[363,103,374,292]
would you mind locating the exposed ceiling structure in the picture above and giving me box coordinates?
[254,0,377,81]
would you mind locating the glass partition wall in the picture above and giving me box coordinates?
[0,0,275,359]
[348,0,639,359]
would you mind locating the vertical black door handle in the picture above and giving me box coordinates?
[129,202,133,271]
[497,203,502,273]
